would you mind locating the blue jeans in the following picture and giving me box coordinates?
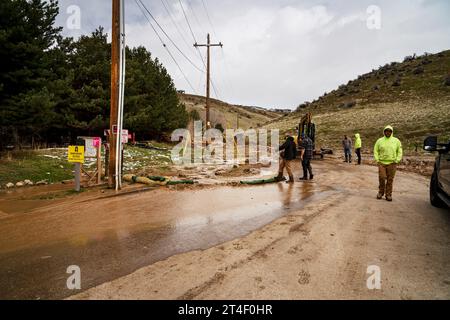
[344,148,352,162]
[302,158,313,178]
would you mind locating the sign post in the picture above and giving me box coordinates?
[68,145,85,192]
[74,163,81,192]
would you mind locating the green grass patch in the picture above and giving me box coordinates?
[0,149,73,187]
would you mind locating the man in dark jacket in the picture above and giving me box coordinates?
[299,133,314,180]
[276,133,297,183]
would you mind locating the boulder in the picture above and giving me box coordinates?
[444,75,450,86]
[16,181,24,187]
[392,78,401,87]
[6,182,14,189]
[413,67,424,75]
[24,179,33,186]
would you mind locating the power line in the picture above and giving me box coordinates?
[198,1,235,101]
[178,0,198,45]
[178,0,221,100]
[194,34,223,129]
[134,0,197,93]
[160,0,197,59]
[186,0,205,35]
[185,0,223,99]
[138,0,204,73]
[219,47,235,99]
[159,0,208,96]
[198,0,229,97]
[200,0,218,39]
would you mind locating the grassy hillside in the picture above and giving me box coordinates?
[180,94,284,130]
[266,50,450,154]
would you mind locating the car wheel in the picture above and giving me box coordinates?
[430,170,446,208]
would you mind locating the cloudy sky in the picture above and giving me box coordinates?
[55,0,450,109]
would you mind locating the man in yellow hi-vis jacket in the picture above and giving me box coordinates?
[374,125,403,201]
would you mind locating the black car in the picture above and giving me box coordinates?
[423,136,450,208]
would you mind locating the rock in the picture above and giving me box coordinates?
[6,182,14,189]
[413,67,424,75]
[392,78,401,87]
[36,180,48,186]
[444,75,450,86]
[16,181,24,187]
[24,179,33,186]
[177,172,188,178]
[214,169,228,176]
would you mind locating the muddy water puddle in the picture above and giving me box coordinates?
[0,182,334,299]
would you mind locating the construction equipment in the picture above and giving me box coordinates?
[297,112,333,159]
[298,112,315,148]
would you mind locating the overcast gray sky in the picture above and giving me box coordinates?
[55,0,450,109]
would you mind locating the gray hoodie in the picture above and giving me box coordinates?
[342,137,352,150]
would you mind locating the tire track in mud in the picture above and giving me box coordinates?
[176,193,347,300]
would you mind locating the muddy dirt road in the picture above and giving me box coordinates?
[0,159,449,299]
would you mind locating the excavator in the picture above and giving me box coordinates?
[297,112,333,159]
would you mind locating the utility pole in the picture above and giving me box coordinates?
[194,34,222,129]
[108,0,120,188]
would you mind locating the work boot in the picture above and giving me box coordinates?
[286,175,294,184]
[299,177,308,181]
[309,175,314,180]
[386,195,393,202]
[377,193,383,200]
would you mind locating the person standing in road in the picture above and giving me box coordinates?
[342,135,353,163]
[354,133,362,165]
[374,125,403,202]
[299,133,314,181]
[276,133,297,183]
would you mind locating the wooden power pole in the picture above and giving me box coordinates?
[108,0,120,188]
[194,34,222,129]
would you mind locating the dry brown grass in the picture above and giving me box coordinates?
[266,98,450,154]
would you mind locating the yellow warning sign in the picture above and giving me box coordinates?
[68,146,85,163]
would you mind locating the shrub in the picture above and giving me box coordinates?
[413,67,424,75]
[392,78,401,87]
[444,75,450,86]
